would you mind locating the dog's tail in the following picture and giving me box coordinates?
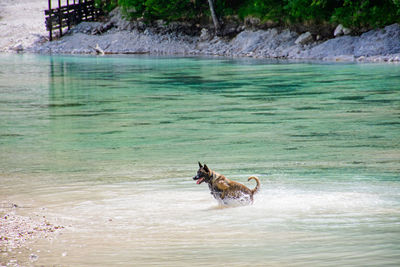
[248,176,260,195]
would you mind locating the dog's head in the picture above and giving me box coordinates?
[193,162,212,185]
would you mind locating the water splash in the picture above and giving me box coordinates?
[213,192,254,207]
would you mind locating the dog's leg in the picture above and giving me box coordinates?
[216,179,229,199]
[221,191,226,199]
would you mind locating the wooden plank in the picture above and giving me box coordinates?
[67,0,70,30]
[48,0,52,41]
[58,0,63,37]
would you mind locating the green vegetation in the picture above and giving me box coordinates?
[98,0,400,29]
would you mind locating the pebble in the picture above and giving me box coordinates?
[30,253,39,262]
[0,204,65,257]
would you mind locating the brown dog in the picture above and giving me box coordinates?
[193,162,260,205]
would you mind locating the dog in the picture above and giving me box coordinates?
[193,162,260,206]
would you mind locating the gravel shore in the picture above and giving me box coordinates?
[33,9,400,62]
[0,202,64,266]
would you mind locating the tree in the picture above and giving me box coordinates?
[207,0,220,34]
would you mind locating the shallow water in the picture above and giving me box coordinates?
[0,54,399,266]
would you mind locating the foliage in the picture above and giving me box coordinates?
[107,0,400,29]
[95,0,118,12]
[331,0,400,28]
[283,0,335,22]
[144,0,196,20]
[116,0,200,20]
[117,0,145,17]
[237,0,285,22]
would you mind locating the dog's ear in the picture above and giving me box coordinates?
[198,162,203,168]
[203,164,210,172]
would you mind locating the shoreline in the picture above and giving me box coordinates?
[30,8,400,63]
[29,21,400,62]
[0,2,399,63]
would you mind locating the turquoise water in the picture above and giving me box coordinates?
[1,54,400,266]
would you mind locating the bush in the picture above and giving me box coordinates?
[284,0,336,23]
[237,0,285,22]
[331,0,400,28]
[117,0,198,20]
[106,0,400,30]
[117,0,145,17]
[95,0,118,12]
[144,0,196,20]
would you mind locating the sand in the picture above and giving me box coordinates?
[0,0,48,52]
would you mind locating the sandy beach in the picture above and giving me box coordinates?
[0,0,47,52]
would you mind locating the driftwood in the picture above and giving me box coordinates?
[88,43,109,55]
[88,43,150,55]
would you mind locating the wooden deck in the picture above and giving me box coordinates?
[45,0,104,41]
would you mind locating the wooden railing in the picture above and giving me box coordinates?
[45,0,103,41]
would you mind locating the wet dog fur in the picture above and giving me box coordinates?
[193,162,260,205]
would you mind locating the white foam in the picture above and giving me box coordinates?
[254,188,386,215]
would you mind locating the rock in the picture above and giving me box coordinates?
[70,22,104,35]
[343,27,352,35]
[199,28,212,42]
[10,43,24,52]
[221,25,239,37]
[357,56,365,62]
[334,24,351,37]
[323,55,355,62]
[220,17,241,37]
[334,24,343,36]
[95,21,115,34]
[300,35,356,59]
[143,29,151,36]
[30,254,39,262]
[236,25,245,32]
[244,16,260,29]
[295,32,313,45]
[354,23,400,57]
[155,19,166,27]
[227,28,299,58]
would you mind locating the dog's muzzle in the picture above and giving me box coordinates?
[193,175,205,184]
